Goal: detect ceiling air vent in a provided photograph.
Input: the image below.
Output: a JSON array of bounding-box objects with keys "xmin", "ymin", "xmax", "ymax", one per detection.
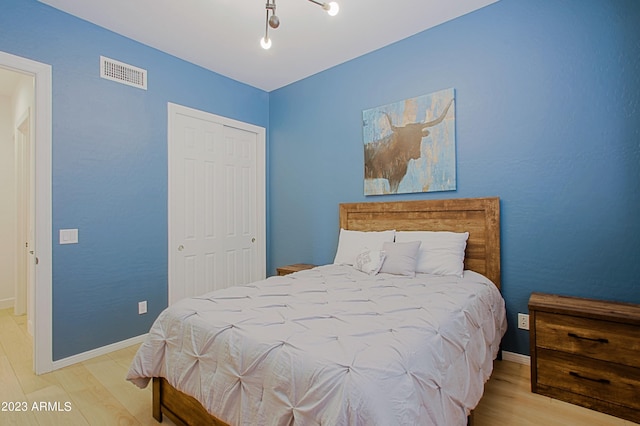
[{"xmin": 100, "ymin": 56, "xmax": 147, "ymax": 90}]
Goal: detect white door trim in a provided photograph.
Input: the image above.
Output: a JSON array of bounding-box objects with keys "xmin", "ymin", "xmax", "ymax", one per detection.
[
  {"xmin": 0, "ymin": 51, "xmax": 53, "ymax": 374},
  {"xmin": 167, "ymin": 103, "xmax": 266, "ymax": 303}
]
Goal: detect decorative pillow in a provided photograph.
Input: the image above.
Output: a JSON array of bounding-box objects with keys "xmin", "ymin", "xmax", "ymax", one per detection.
[
  {"xmin": 379, "ymin": 241, "xmax": 421, "ymax": 277},
  {"xmin": 395, "ymin": 231, "xmax": 469, "ymax": 277},
  {"xmin": 333, "ymin": 229, "xmax": 395, "ymax": 265},
  {"xmin": 354, "ymin": 248, "xmax": 386, "ymax": 275}
]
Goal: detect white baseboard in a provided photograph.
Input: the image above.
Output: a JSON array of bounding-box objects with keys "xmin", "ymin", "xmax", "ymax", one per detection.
[
  {"xmin": 502, "ymin": 350, "xmax": 530, "ymax": 365},
  {"xmin": 0, "ymin": 298, "xmax": 15, "ymax": 310},
  {"xmin": 51, "ymin": 333, "xmax": 147, "ymax": 371}
]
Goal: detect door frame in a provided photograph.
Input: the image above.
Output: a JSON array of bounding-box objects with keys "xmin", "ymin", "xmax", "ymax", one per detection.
[
  {"xmin": 167, "ymin": 102, "xmax": 266, "ymax": 304},
  {"xmin": 0, "ymin": 51, "xmax": 53, "ymax": 375}
]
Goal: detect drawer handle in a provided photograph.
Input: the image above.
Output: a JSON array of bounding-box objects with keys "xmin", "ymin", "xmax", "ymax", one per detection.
[
  {"xmin": 569, "ymin": 371, "xmax": 611, "ymax": 385},
  {"xmin": 567, "ymin": 332, "xmax": 609, "ymax": 344}
]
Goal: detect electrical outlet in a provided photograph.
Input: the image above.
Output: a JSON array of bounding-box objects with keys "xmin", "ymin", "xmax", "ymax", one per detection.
[
  {"xmin": 518, "ymin": 313, "xmax": 529, "ymax": 330},
  {"xmin": 138, "ymin": 301, "xmax": 147, "ymax": 315}
]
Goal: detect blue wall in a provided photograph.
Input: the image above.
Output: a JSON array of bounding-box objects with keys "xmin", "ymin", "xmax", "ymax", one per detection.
[
  {"xmin": 2, "ymin": 0, "xmax": 639, "ymax": 360},
  {"xmin": 268, "ymin": 0, "xmax": 640, "ymax": 355},
  {"xmin": 1, "ymin": 0, "xmax": 268, "ymax": 360}
]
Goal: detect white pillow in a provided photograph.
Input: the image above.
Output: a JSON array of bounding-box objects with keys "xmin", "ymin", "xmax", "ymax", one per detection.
[
  {"xmin": 379, "ymin": 241, "xmax": 421, "ymax": 277},
  {"xmin": 354, "ymin": 248, "xmax": 386, "ymax": 275},
  {"xmin": 395, "ymin": 231, "xmax": 469, "ymax": 277},
  {"xmin": 333, "ymin": 229, "xmax": 395, "ymax": 265}
]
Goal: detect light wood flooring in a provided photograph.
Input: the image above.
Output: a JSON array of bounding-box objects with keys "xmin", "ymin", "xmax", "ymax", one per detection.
[{"xmin": 1, "ymin": 308, "xmax": 635, "ymax": 425}]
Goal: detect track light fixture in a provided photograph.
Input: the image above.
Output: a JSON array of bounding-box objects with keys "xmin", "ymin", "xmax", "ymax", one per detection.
[{"xmin": 260, "ymin": 0, "xmax": 339, "ymax": 50}]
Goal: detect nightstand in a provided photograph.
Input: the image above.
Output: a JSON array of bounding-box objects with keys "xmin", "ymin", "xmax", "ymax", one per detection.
[
  {"xmin": 276, "ymin": 263, "xmax": 316, "ymax": 276},
  {"xmin": 528, "ymin": 292, "xmax": 640, "ymax": 423}
]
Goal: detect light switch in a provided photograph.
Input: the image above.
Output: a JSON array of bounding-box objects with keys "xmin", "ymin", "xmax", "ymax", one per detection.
[{"xmin": 59, "ymin": 229, "xmax": 79, "ymax": 244}]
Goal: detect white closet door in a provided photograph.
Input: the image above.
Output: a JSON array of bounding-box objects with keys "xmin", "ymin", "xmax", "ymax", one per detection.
[{"xmin": 168, "ymin": 104, "xmax": 265, "ymax": 305}]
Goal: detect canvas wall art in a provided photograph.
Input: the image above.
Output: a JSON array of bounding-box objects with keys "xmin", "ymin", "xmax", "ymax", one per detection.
[{"xmin": 363, "ymin": 88, "xmax": 456, "ymax": 195}]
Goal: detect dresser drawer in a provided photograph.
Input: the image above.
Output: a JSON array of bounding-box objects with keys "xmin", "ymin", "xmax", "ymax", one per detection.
[
  {"xmin": 536, "ymin": 311, "xmax": 640, "ymax": 368},
  {"xmin": 529, "ymin": 293, "xmax": 640, "ymax": 423},
  {"xmin": 537, "ymin": 348, "xmax": 640, "ymax": 411}
]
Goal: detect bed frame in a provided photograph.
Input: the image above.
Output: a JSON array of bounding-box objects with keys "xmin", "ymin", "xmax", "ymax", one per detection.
[
  {"xmin": 152, "ymin": 197, "xmax": 501, "ymax": 425},
  {"xmin": 339, "ymin": 197, "xmax": 501, "ymax": 289}
]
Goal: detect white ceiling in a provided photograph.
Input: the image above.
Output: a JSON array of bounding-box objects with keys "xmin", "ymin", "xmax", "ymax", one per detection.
[{"xmin": 37, "ymin": 0, "xmax": 498, "ymax": 92}]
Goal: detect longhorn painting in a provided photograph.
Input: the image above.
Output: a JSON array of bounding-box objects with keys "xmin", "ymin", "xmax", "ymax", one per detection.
[{"xmin": 363, "ymin": 88, "xmax": 456, "ymax": 195}]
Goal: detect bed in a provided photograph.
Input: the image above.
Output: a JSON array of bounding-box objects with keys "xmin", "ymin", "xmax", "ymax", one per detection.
[{"xmin": 127, "ymin": 197, "xmax": 506, "ymax": 426}]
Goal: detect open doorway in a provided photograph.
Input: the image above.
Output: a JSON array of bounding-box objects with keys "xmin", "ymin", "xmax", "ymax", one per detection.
[
  {"xmin": 0, "ymin": 51, "xmax": 53, "ymax": 375},
  {"xmin": 0, "ymin": 66, "xmax": 35, "ymax": 347}
]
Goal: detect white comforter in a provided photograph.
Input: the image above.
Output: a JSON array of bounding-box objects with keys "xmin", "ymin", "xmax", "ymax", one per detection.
[{"xmin": 127, "ymin": 265, "xmax": 507, "ymax": 426}]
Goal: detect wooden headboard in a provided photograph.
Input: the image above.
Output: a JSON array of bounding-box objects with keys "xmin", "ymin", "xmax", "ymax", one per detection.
[{"xmin": 339, "ymin": 197, "xmax": 501, "ymax": 289}]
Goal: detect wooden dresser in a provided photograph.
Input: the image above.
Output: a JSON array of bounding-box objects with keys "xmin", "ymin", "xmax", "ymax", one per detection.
[
  {"xmin": 276, "ymin": 263, "xmax": 316, "ymax": 276},
  {"xmin": 528, "ymin": 292, "xmax": 640, "ymax": 423}
]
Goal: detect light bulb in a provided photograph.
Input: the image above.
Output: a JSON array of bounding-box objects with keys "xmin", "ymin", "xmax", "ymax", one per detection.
[
  {"xmin": 325, "ymin": 1, "xmax": 339, "ymax": 16},
  {"xmin": 269, "ymin": 14, "xmax": 280, "ymax": 29},
  {"xmin": 260, "ymin": 36, "xmax": 272, "ymax": 50}
]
